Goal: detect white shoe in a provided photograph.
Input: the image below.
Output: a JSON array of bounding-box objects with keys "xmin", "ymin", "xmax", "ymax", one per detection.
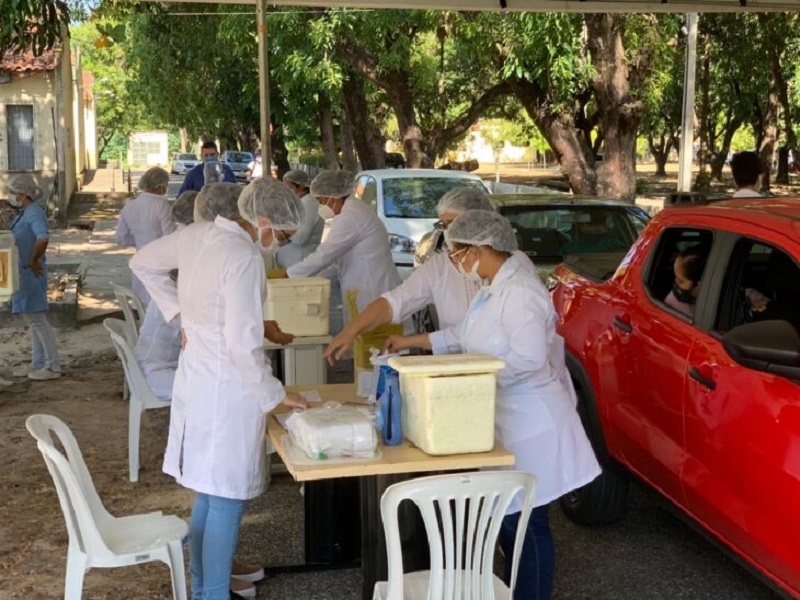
[
  {"xmin": 230, "ymin": 577, "xmax": 257, "ymax": 598},
  {"xmin": 12, "ymin": 366, "xmax": 31, "ymax": 378},
  {"xmin": 28, "ymin": 369, "xmax": 62, "ymax": 381},
  {"xmin": 232, "ymin": 563, "xmax": 265, "ymax": 583}
]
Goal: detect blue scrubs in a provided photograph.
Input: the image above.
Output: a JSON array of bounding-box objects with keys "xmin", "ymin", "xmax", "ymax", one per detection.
[{"xmin": 10, "ymin": 202, "xmax": 49, "ymax": 314}]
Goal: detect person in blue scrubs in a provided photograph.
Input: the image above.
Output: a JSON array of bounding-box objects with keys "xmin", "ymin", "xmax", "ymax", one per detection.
[
  {"xmin": 8, "ymin": 174, "xmax": 61, "ymax": 380},
  {"xmin": 178, "ymin": 141, "xmax": 236, "ymax": 194}
]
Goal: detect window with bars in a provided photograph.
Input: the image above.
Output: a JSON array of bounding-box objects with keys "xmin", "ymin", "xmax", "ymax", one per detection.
[
  {"xmin": 6, "ymin": 104, "xmax": 35, "ymax": 170},
  {"xmin": 131, "ymin": 141, "xmax": 162, "ymax": 165}
]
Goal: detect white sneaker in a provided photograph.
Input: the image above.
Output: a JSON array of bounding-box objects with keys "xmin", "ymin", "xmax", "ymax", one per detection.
[
  {"xmin": 230, "ymin": 577, "xmax": 256, "ymax": 598},
  {"xmin": 28, "ymin": 369, "xmax": 62, "ymax": 381},
  {"xmin": 12, "ymin": 366, "xmax": 32, "ymax": 378}
]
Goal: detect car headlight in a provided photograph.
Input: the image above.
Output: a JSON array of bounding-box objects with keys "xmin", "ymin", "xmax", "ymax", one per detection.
[{"xmin": 389, "ymin": 234, "xmax": 417, "ymax": 254}]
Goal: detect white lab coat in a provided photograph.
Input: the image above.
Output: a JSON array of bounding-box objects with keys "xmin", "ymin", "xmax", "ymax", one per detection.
[
  {"xmin": 116, "ymin": 191, "xmax": 176, "ymax": 304},
  {"xmin": 130, "ymin": 217, "xmax": 286, "ymax": 500},
  {"xmin": 134, "ymin": 300, "xmax": 181, "ymax": 401},
  {"xmin": 287, "ymin": 196, "xmax": 401, "ymax": 323},
  {"xmin": 430, "ymin": 255, "xmax": 601, "ymax": 513},
  {"xmin": 382, "ymin": 250, "xmax": 540, "ymax": 330},
  {"xmin": 276, "ymin": 193, "xmax": 324, "ymax": 268}
]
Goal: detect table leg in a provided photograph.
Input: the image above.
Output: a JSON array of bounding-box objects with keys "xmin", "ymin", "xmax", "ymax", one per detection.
[
  {"xmin": 283, "ymin": 347, "xmax": 296, "ymax": 386},
  {"xmin": 360, "ymin": 474, "xmax": 431, "ymax": 600}
]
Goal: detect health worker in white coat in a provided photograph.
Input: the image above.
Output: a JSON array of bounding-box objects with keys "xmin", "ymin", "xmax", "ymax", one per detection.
[
  {"xmin": 131, "ymin": 180, "xmax": 308, "ymax": 600},
  {"xmin": 286, "ymin": 170, "xmax": 401, "ymax": 324},
  {"xmin": 323, "ymin": 188, "xmax": 541, "ymax": 363},
  {"xmin": 115, "ymin": 167, "xmax": 176, "ymax": 305},
  {"xmin": 384, "ymin": 210, "xmax": 601, "ymax": 600},
  {"xmin": 277, "ymin": 170, "xmax": 324, "ymax": 268}
]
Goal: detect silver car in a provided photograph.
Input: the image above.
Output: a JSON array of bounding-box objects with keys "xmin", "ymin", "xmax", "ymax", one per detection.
[
  {"xmin": 222, "ymin": 151, "xmax": 254, "ymax": 180},
  {"xmin": 171, "ymin": 153, "xmax": 199, "ymax": 175}
]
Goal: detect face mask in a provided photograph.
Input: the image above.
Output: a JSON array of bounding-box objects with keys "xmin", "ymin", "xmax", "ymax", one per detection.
[
  {"xmin": 672, "ymin": 282, "xmax": 697, "ymax": 305},
  {"xmin": 256, "ymin": 227, "xmax": 282, "ymax": 255},
  {"xmin": 7, "ymin": 195, "xmax": 21, "ymax": 208},
  {"xmin": 203, "ymin": 156, "xmax": 219, "ymax": 163},
  {"xmin": 457, "ymin": 252, "xmax": 482, "ymax": 282},
  {"xmin": 318, "ymin": 204, "xmax": 335, "ymax": 220}
]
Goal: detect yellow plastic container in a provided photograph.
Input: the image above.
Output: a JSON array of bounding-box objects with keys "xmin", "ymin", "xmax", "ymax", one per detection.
[
  {"xmin": 265, "ymin": 277, "xmax": 331, "ymax": 337},
  {"xmin": 0, "ymin": 232, "xmax": 19, "ymax": 300},
  {"xmin": 388, "ymin": 354, "xmax": 505, "ymax": 455}
]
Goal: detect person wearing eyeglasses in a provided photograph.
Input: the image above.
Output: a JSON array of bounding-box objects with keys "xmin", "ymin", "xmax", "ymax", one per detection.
[
  {"xmin": 323, "ymin": 188, "xmax": 540, "ymax": 364},
  {"xmin": 382, "ymin": 210, "xmax": 601, "ymax": 600}
]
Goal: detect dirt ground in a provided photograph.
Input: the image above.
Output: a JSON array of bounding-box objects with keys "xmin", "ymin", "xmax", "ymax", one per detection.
[{"xmin": 0, "ymin": 323, "xmax": 195, "ymax": 599}]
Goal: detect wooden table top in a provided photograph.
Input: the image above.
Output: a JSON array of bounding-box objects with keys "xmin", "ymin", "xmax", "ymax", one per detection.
[
  {"xmin": 268, "ymin": 383, "xmax": 515, "ymax": 482},
  {"xmin": 263, "ymin": 335, "xmax": 333, "ymax": 349}
]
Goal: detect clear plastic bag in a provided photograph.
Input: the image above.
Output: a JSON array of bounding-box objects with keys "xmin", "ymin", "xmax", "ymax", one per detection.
[
  {"xmin": 286, "ymin": 402, "xmax": 378, "ymax": 460},
  {"xmin": 203, "ymin": 160, "xmax": 223, "ymax": 185}
]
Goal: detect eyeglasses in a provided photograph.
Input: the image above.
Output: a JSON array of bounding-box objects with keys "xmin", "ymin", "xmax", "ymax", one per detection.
[
  {"xmin": 448, "ymin": 247, "xmax": 468, "ymax": 266},
  {"xmin": 434, "ymin": 219, "xmax": 454, "ymax": 231}
]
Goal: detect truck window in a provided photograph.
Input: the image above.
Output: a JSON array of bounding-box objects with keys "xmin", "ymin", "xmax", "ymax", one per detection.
[
  {"xmin": 715, "ymin": 239, "xmax": 800, "ymax": 333},
  {"xmin": 645, "ymin": 228, "xmax": 713, "ymax": 319}
]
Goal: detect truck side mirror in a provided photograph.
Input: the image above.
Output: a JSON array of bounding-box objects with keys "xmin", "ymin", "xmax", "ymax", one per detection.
[{"xmin": 722, "ymin": 320, "xmax": 800, "ymax": 382}]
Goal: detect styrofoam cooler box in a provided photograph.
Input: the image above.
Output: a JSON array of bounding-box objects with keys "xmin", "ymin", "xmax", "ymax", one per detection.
[
  {"xmin": 0, "ymin": 232, "xmax": 20, "ymax": 300},
  {"xmin": 265, "ymin": 277, "xmax": 331, "ymax": 337},
  {"xmin": 388, "ymin": 355, "xmax": 505, "ymax": 455}
]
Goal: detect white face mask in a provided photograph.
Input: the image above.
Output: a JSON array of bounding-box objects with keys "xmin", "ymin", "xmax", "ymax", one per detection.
[
  {"xmin": 256, "ymin": 226, "xmax": 281, "ymax": 255},
  {"xmin": 7, "ymin": 195, "xmax": 22, "ymax": 208},
  {"xmin": 456, "ymin": 251, "xmax": 482, "ymax": 282},
  {"xmin": 318, "ymin": 204, "xmax": 335, "ymax": 220}
]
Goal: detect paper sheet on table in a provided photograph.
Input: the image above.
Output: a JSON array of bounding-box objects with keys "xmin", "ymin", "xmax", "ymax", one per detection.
[{"xmin": 299, "ymin": 390, "xmax": 322, "ymax": 403}]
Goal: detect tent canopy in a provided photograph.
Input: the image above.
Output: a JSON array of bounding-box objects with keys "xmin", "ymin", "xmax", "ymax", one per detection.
[{"xmin": 162, "ymin": 0, "xmax": 800, "ymax": 13}]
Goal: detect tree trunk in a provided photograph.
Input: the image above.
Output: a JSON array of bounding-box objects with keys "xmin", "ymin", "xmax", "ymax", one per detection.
[
  {"xmin": 340, "ymin": 108, "xmax": 357, "ymax": 172},
  {"xmin": 179, "ymin": 128, "xmax": 189, "ymax": 153},
  {"xmin": 759, "ymin": 71, "xmax": 780, "ymax": 192},
  {"xmin": 585, "ymin": 14, "xmax": 646, "ymax": 202},
  {"xmin": 271, "ymin": 124, "xmax": 291, "ymax": 180},
  {"xmin": 343, "ymin": 73, "xmax": 386, "ymax": 170},
  {"xmin": 389, "ymin": 77, "xmax": 430, "ymax": 168},
  {"xmin": 319, "ymin": 93, "xmax": 339, "ymax": 170},
  {"xmin": 696, "ymin": 34, "xmax": 713, "ymax": 170},
  {"xmin": 771, "ymin": 42, "xmax": 795, "ymax": 184},
  {"xmin": 648, "ymin": 133, "xmax": 670, "ymax": 177}
]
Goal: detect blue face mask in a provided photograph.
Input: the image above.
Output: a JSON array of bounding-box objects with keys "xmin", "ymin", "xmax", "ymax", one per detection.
[{"xmin": 203, "ymin": 156, "xmax": 219, "ymax": 163}]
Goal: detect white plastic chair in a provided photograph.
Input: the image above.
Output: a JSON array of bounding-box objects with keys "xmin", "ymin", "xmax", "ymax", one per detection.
[
  {"xmin": 103, "ymin": 318, "xmax": 171, "ymax": 482},
  {"xmin": 373, "ymin": 471, "xmax": 537, "ymax": 600},
  {"xmin": 26, "ymin": 414, "xmax": 188, "ymax": 600},
  {"xmin": 112, "ymin": 283, "xmax": 145, "ymax": 346}
]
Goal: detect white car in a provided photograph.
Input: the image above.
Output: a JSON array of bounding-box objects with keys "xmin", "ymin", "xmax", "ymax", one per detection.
[
  {"xmin": 352, "ymin": 169, "xmax": 490, "ymax": 278},
  {"xmin": 171, "ymin": 153, "xmax": 199, "ymax": 175}
]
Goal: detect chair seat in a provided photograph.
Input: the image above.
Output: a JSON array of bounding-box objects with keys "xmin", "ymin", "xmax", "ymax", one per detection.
[
  {"xmin": 373, "ymin": 570, "xmax": 510, "ymax": 599},
  {"xmin": 100, "ymin": 514, "xmax": 188, "ymax": 555}
]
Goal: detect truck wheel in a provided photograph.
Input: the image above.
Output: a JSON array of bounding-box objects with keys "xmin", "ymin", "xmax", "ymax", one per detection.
[
  {"xmin": 560, "ymin": 468, "xmax": 628, "ymax": 525},
  {"xmin": 561, "ymin": 376, "xmax": 629, "ymax": 525}
]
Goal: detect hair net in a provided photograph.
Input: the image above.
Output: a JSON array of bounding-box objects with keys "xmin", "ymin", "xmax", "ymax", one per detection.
[
  {"xmin": 172, "ymin": 190, "xmax": 198, "ymax": 225},
  {"xmin": 8, "ymin": 173, "xmax": 42, "ymax": 200},
  {"xmin": 445, "ymin": 209, "xmax": 518, "ymax": 253},
  {"xmin": 436, "ymin": 187, "xmax": 494, "ymax": 216},
  {"xmin": 137, "ymin": 167, "xmax": 170, "ymax": 193},
  {"xmin": 193, "ymin": 183, "xmax": 243, "ymax": 222},
  {"xmin": 238, "ymin": 179, "xmax": 305, "ymax": 230},
  {"xmin": 283, "ymin": 169, "xmax": 311, "ymax": 188},
  {"xmin": 310, "ymin": 170, "xmax": 354, "ymax": 199}
]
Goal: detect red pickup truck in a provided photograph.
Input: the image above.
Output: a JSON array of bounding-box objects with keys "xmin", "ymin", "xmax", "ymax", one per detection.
[{"xmin": 551, "ymin": 199, "xmax": 800, "ymax": 597}]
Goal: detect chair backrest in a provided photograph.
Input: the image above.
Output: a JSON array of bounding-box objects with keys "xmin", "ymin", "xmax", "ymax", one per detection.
[
  {"xmin": 381, "ymin": 471, "xmax": 537, "ymax": 600},
  {"xmin": 104, "ymin": 318, "xmax": 164, "ymax": 408},
  {"xmin": 26, "ymin": 414, "xmax": 114, "ymax": 559},
  {"xmin": 112, "ymin": 283, "xmax": 145, "ymax": 345}
]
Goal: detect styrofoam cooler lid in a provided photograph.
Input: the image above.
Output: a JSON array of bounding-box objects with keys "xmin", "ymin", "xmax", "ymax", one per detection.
[
  {"xmin": 267, "ymin": 276, "xmax": 330, "ymax": 289},
  {"xmin": 388, "ymin": 354, "xmax": 505, "ymax": 375}
]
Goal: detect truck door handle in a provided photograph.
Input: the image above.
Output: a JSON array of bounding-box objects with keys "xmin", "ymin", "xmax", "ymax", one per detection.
[
  {"xmin": 689, "ymin": 367, "xmax": 716, "ymax": 390},
  {"xmin": 612, "ymin": 316, "xmax": 632, "ymax": 334}
]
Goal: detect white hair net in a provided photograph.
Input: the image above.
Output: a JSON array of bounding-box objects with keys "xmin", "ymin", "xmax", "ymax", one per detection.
[
  {"xmin": 445, "ymin": 209, "xmax": 518, "ymax": 253},
  {"xmin": 172, "ymin": 190, "xmax": 198, "ymax": 225},
  {"xmin": 137, "ymin": 167, "xmax": 170, "ymax": 193},
  {"xmin": 310, "ymin": 170, "xmax": 354, "ymax": 199},
  {"xmin": 283, "ymin": 169, "xmax": 311, "ymax": 188},
  {"xmin": 8, "ymin": 173, "xmax": 42, "ymax": 200},
  {"xmin": 436, "ymin": 187, "xmax": 494, "ymax": 216},
  {"xmin": 193, "ymin": 183, "xmax": 242, "ymax": 222},
  {"xmin": 238, "ymin": 179, "xmax": 305, "ymax": 230}
]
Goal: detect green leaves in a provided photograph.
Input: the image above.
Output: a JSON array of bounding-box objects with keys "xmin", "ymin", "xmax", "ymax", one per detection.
[{"xmin": 1, "ymin": 0, "xmax": 71, "ymax": 55}]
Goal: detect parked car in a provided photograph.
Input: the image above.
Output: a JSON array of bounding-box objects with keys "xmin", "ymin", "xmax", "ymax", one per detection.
[
  {"xmin": 170, "ymin": 153, "xmax": 199, "ymax": 175},
  {"xmin": 222, "ymin": 151, "xmax": 254, "ymax": 180},
  {"xmin": 352, "ymin": 169, "xmax": 490, "ymax": 278},
  {"xmin": 550, "ymin": 198, "xmax": 800, "ymax": 598},
  {"xmin": 415, "ymin": 195, "xmax": 650, "ymax": 280}
]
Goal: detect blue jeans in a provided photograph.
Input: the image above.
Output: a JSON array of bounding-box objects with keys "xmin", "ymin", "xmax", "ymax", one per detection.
[
  {"xmin": 23, "ymin": 312, "xmax": 60, "ymax": 371},
  {"xmin": 189, "ymin": 493, "xmax": 247, "ymax": 600},
  {"xmin": 499, "ymin": 506, "xmax": 554, "ymax": 600}
]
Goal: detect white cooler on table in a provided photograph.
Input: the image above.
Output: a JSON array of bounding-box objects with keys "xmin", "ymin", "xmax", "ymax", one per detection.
[
  {"xmin": 0, "ymin": 232, "xmax": 19, "ymax": 300},
  {"xmin": 264, "ymin": 277, "xmax": 330, "ymax": 336},
  {"xmin": 388, "ymin": 355, "xmax": 505, "ymax": 455}
]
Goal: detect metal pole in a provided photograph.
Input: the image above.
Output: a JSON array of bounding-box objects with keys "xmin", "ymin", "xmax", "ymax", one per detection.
[
  {"xmin": 256, "ymin": 0, "xmax": 272, "ymax": 177},
  {"xmin": 677, "ymin": 13, "xmax": 698, "ymax": 192}
]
